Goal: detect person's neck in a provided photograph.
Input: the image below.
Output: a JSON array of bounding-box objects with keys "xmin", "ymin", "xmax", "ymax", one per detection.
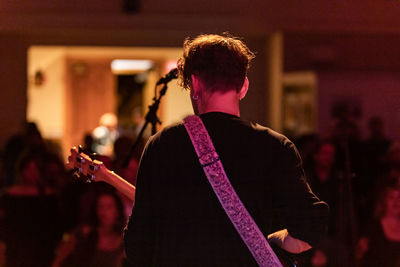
[{"xmin": 197, "ymin": 91, "xmax": 240, "ymax": 117}]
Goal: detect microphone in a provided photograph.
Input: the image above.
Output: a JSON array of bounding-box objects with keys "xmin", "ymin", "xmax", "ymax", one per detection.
[{"xmin": 156, "ymin": 68, "xmax": 178, "ymax": 85}]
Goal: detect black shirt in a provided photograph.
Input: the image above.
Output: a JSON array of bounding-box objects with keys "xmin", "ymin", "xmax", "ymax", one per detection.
[{"xmin": 124, "ymin": 112, "xmax": 329, "ymax": 266}]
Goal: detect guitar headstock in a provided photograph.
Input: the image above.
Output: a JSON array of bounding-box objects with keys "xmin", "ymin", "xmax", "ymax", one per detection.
[{"xmin": 67, "ymin": 146, "xmax": 104, "ymax": 183}]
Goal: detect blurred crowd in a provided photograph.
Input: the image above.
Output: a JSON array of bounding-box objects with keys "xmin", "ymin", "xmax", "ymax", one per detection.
[
  {"xmin": 0, "ymin": 116, "xmax": 145, "ymax": 267},
  {"xmin": 294, "ymin": 116, "xmax": 400, "ymax": 266},
  {"xmin": 0, "ymin": 113, "xmax": 399, "ymax": 267}
]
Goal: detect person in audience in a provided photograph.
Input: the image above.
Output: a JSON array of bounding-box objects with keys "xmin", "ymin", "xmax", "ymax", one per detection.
[
  {"xmin": 0, "ymin": 150, "xmax": 61, "ymax": 266},
  {"xmin": 361, "ymin": 117, "xmax": 392, "ymax": 220},
  {"xmin": 111, "ymin": 136, "xmax": 139, "ymax": 217},
  {"xmin": 112, "ymin": 136, "xmax": 139, "ymax": 187},
  {"xmin": 306, "ymin": 237, "xmax": 351, "ymax": 267},
  {"xmin": 304, "ymin": 140, "xmax": 353, "ymax": 266},
  {"xmin": 355, "ymin": 178, "xmax": 400, "ymax": 267},
  {"xmin": 2, "ymin": 121, "xmax": 45, "ymax": 187},
  {"xmin": 363, "ymin": 117, "xmax": 391, "ymax": 178},
  {"xmin": 52, "ymin": 185, "xmax": 126, "ymax": 267},
  {"xmin": 294, "ymin": 134, "xmax": 319, "ymax": 171},
  {"xmin": 82, "ymin": 133, "xmax": 95, "ymax": 155},
  {"xmin": 305, "ymin": 141, "xmax": 339, "ymax": 236},
  {"xmin": 92, "ymin": 113, "xmax": 119, "ymax": 156}
]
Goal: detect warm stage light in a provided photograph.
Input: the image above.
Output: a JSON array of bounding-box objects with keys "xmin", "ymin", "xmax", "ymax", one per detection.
[{"xmin": 111, "ymin": 59, "xmax": 153, "ymax": 72}]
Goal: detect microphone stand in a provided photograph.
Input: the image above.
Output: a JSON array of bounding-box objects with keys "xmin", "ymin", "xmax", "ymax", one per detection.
[
  {"xmin": 337, "ymin": 133, "xmax": 358, "ymax": 266},
  {"xmin": 123, "ymin": 82, "xmax": 169, "ymax": 167}
]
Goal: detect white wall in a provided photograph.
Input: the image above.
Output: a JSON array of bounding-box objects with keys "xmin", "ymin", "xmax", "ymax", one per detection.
[{"xmin": 27, "ymin": 47, "xmax": 66, "ymax": 139}]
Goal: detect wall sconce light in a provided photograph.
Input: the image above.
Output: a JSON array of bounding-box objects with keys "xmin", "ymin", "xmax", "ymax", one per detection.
[{"xmin": 34, "ymin": 70, "xmax": 45, "ymax": 86}]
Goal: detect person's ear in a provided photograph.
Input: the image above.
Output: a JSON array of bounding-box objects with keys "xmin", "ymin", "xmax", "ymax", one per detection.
[
  {"xmin": 191, "ymin": 74, "xmax": 201, "ymax": 97},
  {"xmin": 239, "ymin": 77, "xmax": 249, "ymax": 100}
]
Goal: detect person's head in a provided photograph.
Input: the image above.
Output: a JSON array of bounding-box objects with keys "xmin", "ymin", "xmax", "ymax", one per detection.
[
  {"xmin": 99, "ymin": 113, "xmax": 118, "ymax": 131},
  {"xmin": 83, "ymin": 133, "xmax": 94, "ymax": 153},
  {"xmin": 91, "ymin": 187, "xmax": 126, "ymax": 233},
  {"xmin": 23, "ymin": 121, "xmax": 43, "ymax": 147},
  {"xmin": 15, "ymin": 150, "xmax": 43, "ymax": 186},
  {"xmin": 313, "ymin": 141, "xmax": 336, "ymax": 169},
  {"xmin": 177, "ymin": 33, "xmax": 255, "ymax": 93},
  {"xmin": 42, "ymin": 153, "xmax": 65, "ymax": 185},
  {"xmin": 113, "ymin": 135, "xmax": 133, "ymax": 160},
  {"xmin": 295, "ymin": 134, "xmax": 319, "ymax": 160},
  {"xmin": 131, "ymin": 106, "xmax": 144, "ymax": 125},
  {"xmin": 374, "ymin": 179, "xmax": 400, "ymax": 219},
  {"xmin": 19, "ymin": 158, "xmax": 41, "ymax": 186}
]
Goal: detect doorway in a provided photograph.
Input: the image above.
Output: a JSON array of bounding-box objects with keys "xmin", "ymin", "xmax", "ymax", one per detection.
[{"xmin": 27, "ymin": 46, "xmax": 191, "ymax": 157}]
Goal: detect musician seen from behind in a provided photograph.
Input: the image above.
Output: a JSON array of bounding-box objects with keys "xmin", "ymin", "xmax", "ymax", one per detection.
[{"xmin": 124, "ymin": 33, "xmax": 329, "ymax": 266}]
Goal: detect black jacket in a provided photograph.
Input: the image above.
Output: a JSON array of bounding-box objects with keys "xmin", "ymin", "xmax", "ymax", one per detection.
[{"xmin": 124, "ymin": 112, "xmax": 329, "ymax": 266}]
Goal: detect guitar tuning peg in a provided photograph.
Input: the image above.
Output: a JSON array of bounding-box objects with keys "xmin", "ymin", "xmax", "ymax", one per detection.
[
  {"xmin": 89, "ymin": 153, "xmax": 97, "ymax": 161},
  {"xmin": 83, "ymin": 173, "xmax": 96, "ymax": 183},
  {"xmin": 72, "ymin": 169, "xmax": 81, "ymax": 178},
  {"xmin": 88, "ymin": 174, "xmax": 96, "ymax": 182},
  {"xmin": 76, "ymin": 156, "xmax": 85, "ymax": 164},
  {"xmin": 89, "ymin": 164, "xmax": 99, "ymax": 172}
]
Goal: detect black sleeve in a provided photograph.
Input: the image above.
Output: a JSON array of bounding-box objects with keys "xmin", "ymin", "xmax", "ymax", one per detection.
[
  {"xmin": 124, "ymin": 136, "xmax": 159, "ymax": 266},
  {"xmin": 272, "ymin": 140, "xmax": 329, "ymax": 246}
]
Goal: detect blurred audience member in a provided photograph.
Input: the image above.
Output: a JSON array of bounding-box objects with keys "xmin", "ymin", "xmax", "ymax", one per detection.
[
  {"xmin": 361, "ymin": 117, "xmax": 392, "ymax": 215},
  {"xmin": 52, "ymin": 185, "xmax": 126, "ymax": 267},
  {"xmin": 112, "ymin": 136, "xmax": 138, "ymax": 187},
  {"xmin": 112, "ymin": 135, "xmax": 138, "ymax": 217},
  {"xmin": 2, "ymin": 121, "xmax": 45, "ymax": 187},
  {"xmin": 307, "ymin": 237, "xmax": 351, "ymax": 267},
  {"xmin": 25, "ymin": 122, "xmax": 44, "ymax": 147},
  {"xmin": 92, "ymin": 113, "xmax": 119, "ymax": 156},
  {"xmin": 0, "ymin": 150, "xmax": 61, "ymax": 266},
  {"xmin": 330, "ymin": 117, "xmax": 373, "ymax": 235},
  {"xmin": 294, "ymin": 134, "xmax": 319, "ymax": 170},
  {"xmin": 363, "ymin": 117, "xmax": 391, "ymax": 175},
  {"xmin": 43, "ymin": 153, "xmax": 70, "ymax": 194},
  {"xmin": 82, "ymin": 133, "xmax": 95, "ymax": 156},
  {"xmin": 2, "ymin": 134, "xmax": 25, "ymax": 187},
  {"xmin": 305, "ymin": 141, "xmax": 339, "ymax": 236},
  {"xmin": 130, "ymin": 107, "xmax": 146, "ymax": 138},
  {"xmin": 355, "ymin": 179, "xmax": 400, "ymax": 267},
  {"xmin": 330, "ymin": 117, "xmax": 363, "ymax": 175},
  {"xmin": 42, "ymin": 152, "xmax": 86, "ymax": 233}
]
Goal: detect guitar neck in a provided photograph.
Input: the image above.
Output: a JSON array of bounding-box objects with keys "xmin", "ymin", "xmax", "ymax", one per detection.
[{"xmin": 98, "ymin": 169, "xmax": 136, "ymax": 202}]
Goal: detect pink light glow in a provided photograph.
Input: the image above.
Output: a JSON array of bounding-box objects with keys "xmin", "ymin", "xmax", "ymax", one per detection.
[{"xmin": 166, "ymin": 60, "xmax": 177, "ymax": 72}]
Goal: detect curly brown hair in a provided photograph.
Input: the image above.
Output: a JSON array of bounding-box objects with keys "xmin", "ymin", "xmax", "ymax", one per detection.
[{"xmin": 177, "ymin": 33, "xmax": 255, "ymax": 92}]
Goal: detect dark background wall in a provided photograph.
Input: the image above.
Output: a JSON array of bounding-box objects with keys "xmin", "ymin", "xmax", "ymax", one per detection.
[{"xmin": 1, "ymin": 1, "xmax": 400, "ymax": 147}]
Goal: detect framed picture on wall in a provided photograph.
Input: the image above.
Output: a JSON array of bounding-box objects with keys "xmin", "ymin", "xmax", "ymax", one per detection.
[{"xmin": 282, "ymin": 71, "xmax": 317, "ymax": 139}]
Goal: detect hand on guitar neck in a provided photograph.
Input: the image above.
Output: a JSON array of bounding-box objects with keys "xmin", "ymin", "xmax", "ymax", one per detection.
[
  {"xmin": 268, "ymin": 229, "xmax": 312, "ymax": 254},
  {"xmin": 66, "ymin": 146, "xmax": 136, "ymax": 202}
]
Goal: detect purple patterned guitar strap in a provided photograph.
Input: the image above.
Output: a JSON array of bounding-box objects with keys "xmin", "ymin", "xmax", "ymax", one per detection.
[{"xmin": 183, "ymin": 115, "xmax": 283, "ymax": 267}]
